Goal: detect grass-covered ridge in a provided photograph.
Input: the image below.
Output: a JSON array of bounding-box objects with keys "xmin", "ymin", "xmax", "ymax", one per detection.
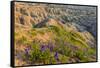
[{"xmin": 15, "ymin": 19, "xmax": 96, "ymax": 66}]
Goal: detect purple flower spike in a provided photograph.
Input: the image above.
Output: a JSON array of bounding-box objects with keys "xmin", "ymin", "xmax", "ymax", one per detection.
[
  {"xmin": 25, "ymin": 48, "xmax": 30, "ymax": 55},
  {"xmin": 47, "ymin": 42, "xmax": 54, "ymax": 52},
  {"xmin": 41, "ymin": 45, "xmax": 46, "ymax": 52},
  {"xmin": 50, "ymin": 46, "xmax": 53, "ymax": 52},
  {"xmin": 54, "ymin": 52, "xmax": 59, "ymax": 61},
  {"xmin": 47, "ymin": 45, "xmax": 50, "ymax": 48}
]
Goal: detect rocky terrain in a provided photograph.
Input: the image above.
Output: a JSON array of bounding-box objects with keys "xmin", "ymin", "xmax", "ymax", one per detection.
[{"xmin": 14, "ymin": 2, "xmax": 97, "ymax": 66}]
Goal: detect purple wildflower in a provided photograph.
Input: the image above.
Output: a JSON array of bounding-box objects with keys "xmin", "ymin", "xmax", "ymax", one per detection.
[
  {"xmin": 47, "ymin": 42, "xmax": 54, "ymax": 52},
  {"xmin": 40, "ymin": 43, "xmax": 54, "ymax": 52},
  {"xmin": 47, "ymin": 45, "xmax": 50, "ymax": 48},
  {"xmin": 25, "ymin": 47, "xmax": 30, "ymax": 55},
  {"xmin": 49, "ymin": 46, "xmax": 53, "ymax": 52},
  {"xmin": 41, "ymin": 45, "xmax": 46, "ymax": 52},
  {"xmin": 54, "ymin": 52, "xmax": 59, "ymax": 61}
]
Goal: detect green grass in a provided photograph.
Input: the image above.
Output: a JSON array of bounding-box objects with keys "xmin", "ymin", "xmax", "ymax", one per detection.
[
  {"xmin": 48, "ymin": 25, "xmax": 89, "ymax": 48},
  {"xmin": 16, "ymin": 23, "xmax": 96, "ymax": 64}
]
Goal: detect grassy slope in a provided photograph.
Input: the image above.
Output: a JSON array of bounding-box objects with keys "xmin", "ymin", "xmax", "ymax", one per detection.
[{"xmin": 15, "ymin": 19, "xmax": 96, "ymax": 66}]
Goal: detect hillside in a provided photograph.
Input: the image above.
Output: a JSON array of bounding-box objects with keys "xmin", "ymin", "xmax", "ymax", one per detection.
[{"xmin": 14, "ymin": 2, "xmax": 97, "ymax": 66}]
